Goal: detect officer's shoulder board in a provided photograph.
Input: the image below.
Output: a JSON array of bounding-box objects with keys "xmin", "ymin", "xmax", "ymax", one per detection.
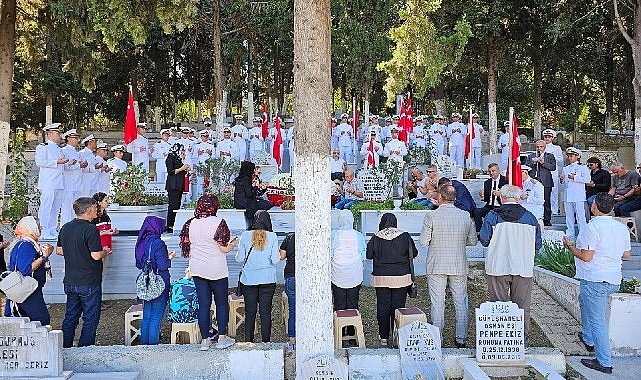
[
  {"xmin": 529, "ymin": 178, "xmax": 539, "ymax": 185},
  {"xmin": 39, "ymin": 142, "xmax": 46, "ymax": 146}
]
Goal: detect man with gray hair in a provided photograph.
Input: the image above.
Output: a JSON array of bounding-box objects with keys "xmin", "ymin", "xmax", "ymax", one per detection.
[
  {"xmin": 480, "ymin": 185, "xmax": 542, "ymax": 344},
  {"xmin": 608, "ymin": 161, "xmax": 641, "ymax": 216}
]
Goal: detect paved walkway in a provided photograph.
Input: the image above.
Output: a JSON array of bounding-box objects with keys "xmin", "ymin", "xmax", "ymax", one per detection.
[{"xmin": 566, "ymin": 356, "xmax": 641, "ymax": 380}]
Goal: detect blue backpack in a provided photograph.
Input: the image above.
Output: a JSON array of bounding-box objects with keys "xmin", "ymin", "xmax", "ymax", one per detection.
[{"xmin": 167, "ymin": 278, "xmax": 199, "ymax": 323}]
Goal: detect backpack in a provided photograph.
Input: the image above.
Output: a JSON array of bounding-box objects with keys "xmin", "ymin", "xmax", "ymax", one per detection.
[
  {"xmin": 136, "ymin": 242, "xmax": 166, "ymax": 301},
  {"xmin": 167, "ymin": 277, "xmax": 199, "ymax": 323}
]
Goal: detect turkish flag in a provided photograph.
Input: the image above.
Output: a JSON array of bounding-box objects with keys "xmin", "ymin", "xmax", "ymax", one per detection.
[
  {"xmin": 124, "ymin": 86, "xmax": 137, "ymax": 144},
  {"xmin": 506, "ymin": 114, "xmax": 523, "ymax": 188},
  {"xmin": 367, "ymin": 138, "xmax": 375, "ymax": 168},
  {"xmin": 464, "ymin": 111, "xmax": 475, "ymax": 159},
  {"xmin": 261, "ymin": 102, "xmax": 269, "ymax": 139},
  {"xmin": 398, "ymin": 101, "xmax": 408, "ymax": 144},
  {"xmin": 405, "ymin": 98, "xmax": 414, "ymax": 134},
  {"xmin": 273, "ymin": 115, "xmax": 283, "ymax": 167}
]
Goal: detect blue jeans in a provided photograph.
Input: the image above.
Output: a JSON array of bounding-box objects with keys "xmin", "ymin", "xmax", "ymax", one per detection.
[
  {"xmin": 579, "ymin": 279, "xmax": 619, "ymax": 367},
  {"xmin": 619, "ymin": 197, "xmax": 641, "ymax": 217},
  {"xmin": 141, "ymin": 298, "xmax": 167, "ymax": 345},
  {"xmin": 284, "ymin": 277, "xmax": 296, "ymax": 338},
  {"xmin": 335, "ymin": 198, "xmax": 361, "ymax": 210},
  {"xmin": 62, "ymin": 284, "xmax": 102, "ymax": 348},
  {"xmin": 193, "ymin": 276, "xmax": 229, "ymax": 337}
]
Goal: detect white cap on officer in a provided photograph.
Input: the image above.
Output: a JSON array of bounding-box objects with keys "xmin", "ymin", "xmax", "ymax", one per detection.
[
  {"xmin": 234, "ymin": 115, "xmax": 243, "ymax": 120},
  {"xmin": 503, "ymin": 120, "xmax": 510, "ymax": 127},
  {"xmin": 180, "ymin": 126, "xmax": 191, "ymax": 133},
  {"xmin": 160, "ymin": 128, "xmax": 170, "ymax": 135},
  {"xmin": 96, "ymin": 142, "xmax": 108, "ymax": 150},
  {"xmin": 203, "ymin": 118, "xmax": 212, "ymax": 125},
  {"xmin": 111, "ymin": 144, "xmax": 125, "ymax": 152},
  {"xmin": 340, "ymin": 113, "xmax": 349, "ymax": 119},
  {"xmin": 81, "ymin": 134, "xmax": 95, "ymax": 145},
  {"xmin": 452, "ymin": 112, "xmax": 462, "ymax": 118},
  {"xmin": 566, "ymin": 147, "xmax": 581, "ymax": 158},
  {"xmin": 44, "ymin": 123, "xmax": 62, "ymax": 132},
  {"xmin": 63, "ymin": 129, "xmax": 79, "ymax": 138},
  {"xmin": 199, "ymin": 130, "xmax": 210, "ymax": 136},
  {"xmin": 521, "ymin": 165, "xmax": 532, "ymax": 172},
  {"xmin": 391, "ymin": 126, "xmax": 401, "ymax": 132},
  {"xmin": 542, "ymin": 129, "xmax": 556, "ymax": 137},
  {"xmin": 392, "ymin": 115, "xmax": 400, "ymax": 121},
  {"xmin": 223, "ymin": 126, "xmax": 232, "ymax": 132},
  {"xmin": 252, "ymin": 117, "xmax": 261, "ymax": 123},
  {"xmin": 472, "ymin": 113, "xmax": 479, "ymax": 118},
  {"xmin": 136, "ymin": 122, "xmax": 147, "ymax": 129}
]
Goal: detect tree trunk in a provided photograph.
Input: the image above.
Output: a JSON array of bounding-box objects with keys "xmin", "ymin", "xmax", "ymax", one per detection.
[
  {"xmin": 247, "ymin": 40, "xmax": 255, "ymax": 121},
  {"xmin": 293, "ymin": 0, "xmax": 333, "ymax": 375},
  {"xmin": 45, "ymin": 93, "xmax": 53, "ymax": 125},
  {"xmin": 434, "ymin": 84, "xmax": 446, "ymax": 116},
  {"xmin": 487, "ymin": 41, "xmax": 498, "ymax": 155},
  {"xmin": 212, "ymin": 0, "xmax": 224, "ymax": 135},
  {"xmin": 533, "ymin": 60, "xmax": 542, "ymax": 140},
  {"xmin": 0, "ymin": 0, "xmax": 16, "ymax": 213}
]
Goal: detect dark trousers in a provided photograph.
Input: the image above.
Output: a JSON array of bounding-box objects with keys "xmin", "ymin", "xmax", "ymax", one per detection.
[
  {"xmin": 62, "ymin": 284, "xmax": 102, "ymax": 348},
  {"xmin": 193, "ymin": 276, "xmax": 229, "ymax": 336},
  {"xmin": 473, "ymin": 205, "xmax": 498, "ymax": 231},
  {"xmin": 331, "ymin": 172, "xmax": 345, "ymax": 181},
  {"xmin": 487, "ymin": 275, "xmax": 532, "ymax": 345},
  {"xmin": 243, "ymin": 199, "xmax": 274, "ymax": 228},
  {"xmin": 615, "ymin": 197, "xmax": 641, "ymax": 217},
  {"xmin": 331, "ymin": 284, "xmax": 361, "ymax": 311},
  {"xmin": 375, "ymin": 286, "xmax": 408, "ymax": 340},
  {"xmin": 167, "ymin": 189, "xmax": 183, "ymax": 229},
  {"xmin": 242, "ymin": 283, "xmax": 276, "ymax": 342},
  {"xmin": 543, "ymin": 186, "xmax": 552, "ymax": 223},
  {"xmin": 7, "ymin": 288, "xmax": 50, "ymax": 326}
]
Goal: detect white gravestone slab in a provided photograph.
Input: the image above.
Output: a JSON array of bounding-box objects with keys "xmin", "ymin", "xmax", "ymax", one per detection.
[
  {"xmin": 398, "ymin": 321, "xmax": 445, "ymax": 380},
  {"xmin": 0, "ymin": 317, "xmax": 70, "ymax": 379},
  {"xmin": 300, "ymin": 355, "xmax": 348, "ymax": 380},
  {"xmin": 476, "ymin": 301, "xmax": 525, "ymax": 364}
]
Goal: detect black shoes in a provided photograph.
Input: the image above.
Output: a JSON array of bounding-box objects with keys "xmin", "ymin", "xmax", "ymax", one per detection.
[
  {"xmin": 580, "ymin": 358, "xmax": 612, "ymax": 374},
  {"xmin": 543, "ymin": 221, "xmax": 552, "ymax": 226},
  {"xmin": 578, "ymin": 332, "xmax": 595, "ymax": 352},
  {"xmin": 454, "ymin": 339, "xmax": 467, "ymax": 349}
]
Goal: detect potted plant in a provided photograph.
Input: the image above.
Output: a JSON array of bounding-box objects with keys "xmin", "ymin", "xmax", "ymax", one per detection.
[{"xmin": 108, "ymin": 164, "xmax": 168, "ymax": 231}]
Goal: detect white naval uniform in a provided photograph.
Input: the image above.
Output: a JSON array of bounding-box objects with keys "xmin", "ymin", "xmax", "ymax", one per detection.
[
  {"xmin": 96, "ymin": 156, "xmax": 111, "ymax": 194},
  {"xmin": 35, "ymin": 140, "xmax": 65, "ymax": 238},
  {"xmin": 248, "ymin": 127, "xmax": 264, "ymax": 160},
  {"xmin": 334, "ymin": 123, "xmax": 354, "ymax": 162},
  {"xmin": 521, "ymin": 177, "xmax": 545, "ymax": 220},
  {"xmin": 231, "ymin": 125, "xmax": 248, "ymax": 161},
  {"xmin": 469, "ymin": 123, "xmax": 483, "ymax": 168},
  {"xmin": 176, "ymin": 137, "xmax": 195, "ymax": 167},
  {"xmin": 447, "ymin": 121, "xmax": 466, "ymax": 167},
  {"xmin": 194, "ymin": 141, "xmax": 215, "ymax": 197},
  {"xmin": 286, "ymin": 127, "xmax": 295, "ymax": 170},
  {"xmin": 412, "ymin": 124, "xmax": 427, "ymax": 148},
  {"xmin": 106, "ymin": 157, "xmax": 127, "ymax": 194},
  {"xmin": 152, "ymin": 140, "xmax": 171, "ymax": 183},
  {"xmin": 216, "ymin": 138, "xmax": 239, "ymax": 161},
  {"xmin": 127, "ymin": 134, "xmax": 149, "ymax": 172},
  {"xmin": 383, "ymin": 138, "xmax": 408, "ymax": 195},
  {"xmin": 60, "ymin": 145, "xmax": 82, "ymax": 225},
  {"xmin": 381, "ymin": 125, "xmax": 392, "ymax": 144},
  {"xmin": 360, "ymin": 138, "xmax": 383, "ymax": 168},
  {"xmin": 79, "ymin": 147, "xmax": 98, "ymax": 198},
  {"xmin": 545, "ymin": 142, "xmax": 564, "ymax": 214},
  {"xmin": 562, "ymin": 162, "xmax": 591, "ymax": 237},
  {"xmin": 429, "ymin": 123, "xmax": 446, "ymax": 156},
  {"xmin": 498, "ymin": 132, "xmax": 510, "ymax": 174}
]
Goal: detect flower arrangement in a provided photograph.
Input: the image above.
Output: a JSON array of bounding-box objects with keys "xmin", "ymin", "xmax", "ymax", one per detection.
[
  {"xmin": 193, "ymin": 157, "xmax": 240, "ymax": 209},
  {"xmin": 111, "ymin": 164, "xmax": 167, "ymax": 206}
]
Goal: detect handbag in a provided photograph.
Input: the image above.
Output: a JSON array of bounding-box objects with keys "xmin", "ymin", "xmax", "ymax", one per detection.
[
  {"xmin": 136, "ymin": 243, "xmax": 166, "ymax": 301},
  {"xmin": 235, "ymin": 247, "xmax": 253, "ymax": 296},
  {"xmin": 0, "ymin": 243, "xmax": 39, "ymax": 303},
  {"xmin": 407, "ymin": 241, "xmax": 418, "ymax": 298}
]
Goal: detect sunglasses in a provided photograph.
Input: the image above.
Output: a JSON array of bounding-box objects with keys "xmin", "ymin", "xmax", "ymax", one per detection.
[{"xmin": 427, "ymin": 170, "xmax": 436, "ymax": 173}]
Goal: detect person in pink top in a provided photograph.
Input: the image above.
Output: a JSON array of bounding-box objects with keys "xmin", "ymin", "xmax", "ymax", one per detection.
[{"xmin": 180, "ymin": 194, "xmax": 238, "ymax": 350}]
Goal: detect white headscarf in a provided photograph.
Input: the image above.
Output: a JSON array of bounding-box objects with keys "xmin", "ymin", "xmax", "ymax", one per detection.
[
  {"xmin": 336, "ymin": 209, "xmax": 354, "ymax": 230},
  {"xmin": 5, "ymin": 216, "xmax": 42, "ymax": 266}
]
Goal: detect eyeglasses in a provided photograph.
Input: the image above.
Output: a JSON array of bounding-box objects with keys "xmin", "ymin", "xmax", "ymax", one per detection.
[{"xmin": 427, "ymin": 170, "xmax": 436, "ymax": 173}]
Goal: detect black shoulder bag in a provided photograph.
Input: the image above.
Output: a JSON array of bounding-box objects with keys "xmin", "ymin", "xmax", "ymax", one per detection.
[
  {"xmin": 407, "ymin": 240, "xmax": 418, "ymax": 298},
  {"xmin": 235, "ymin": 246, "xmax": 253, "ymax": 296}
]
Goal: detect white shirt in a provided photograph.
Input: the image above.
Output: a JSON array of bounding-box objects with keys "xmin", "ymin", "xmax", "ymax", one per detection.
[
  {"xmin": 96, "ymin": 155, "xmax": 111, "ymax": 192},
  {"xmin": 429, "ymin": 123, "xmax": 445, "ymax": 145},
  {"xmin": 488, "ymin": 178, "xmax": 501, "ymax": 207},
  {"xmin": 470, "ymin": 123, "xmax": 483, "ymax": 148},
  {"xmin": 127, "ymin": 134, "xmax": 149, "ymax": 171},
  {"xmin": 107, "ymin": 157, "xmax": 127, "ymax": 175},
  {"xmin": 334, "ymin": 123, "xmax": 353, "ymax": 147},
  {"xmin": 545, "ymin": 142, "xmax": 564, "ymax": 172},
  {"xmin": 61, "ymin": 144, "xmax": 82, "ymax": 191},
  {"xmin": 231, "ymin": 125, "xmax": 248, "ymax": 141},
  {"xmin": 521, "ymin": 177, "xmax": 544, "ymax": 219},
  {"xmin": 152, "ymin": 140, "xmax": 172, "ymax": 173},
  {"xmin": 330, "ymin": 158, "xmax": 346, "ymax": 173},
  {"xmin": 360, "ymin": 138, "xmax": 383, "ymax": 167},
  {"xmin": 412, "ymin": 125, "xmax": 427, "ymax": 148},
  {"xmin": 575, "ymin": 216, "xmax": 630, "ymax": 284},
  {"xmin": 35, "ymin": 140, "xmax": 64, "ymax": 190},
  {"xmin": 216, "ymin": 138, "xmax": 239, "ymax": 161},
  {"xmin": 562, "ymin": 162, "xmax": 591, "ymax": 202},
  {"xmin": 498, "ymin": 133, "xmax": 510, "ymax": 156},
  {"xmin": 176, "ymin": 137, "xmax": 195, "ymax": 165},
  {"xmin": 447, "ymin": 122, "xmax": 466, "ymax": 146},
  {"xmin": 195, "ymin": 141, "xmax": 215, "ymax": 164},
  {"xmin": 249, "ymin": 127, "xmax": 264, "ymax": 142},
  {"xmin": 383, "ymin": 139, "xmax": 408, "ymax": 162},
  {"xmin": 415, "ymin": 177, "xmax": 428, "ymax": 199}
]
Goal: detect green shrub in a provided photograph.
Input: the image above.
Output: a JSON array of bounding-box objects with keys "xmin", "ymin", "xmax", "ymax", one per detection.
[
  {"xmin": 400, "ymin": 201, "xmax": 427, "ymax": 210},
  {"xmin": 349, "ymin": 199, "xmax": 393, "ymax": 221},
  {"xmin": 534, "ymin": 241, "xmax": 576, "ymax": 278},
  {"xmin": 620, "ymin": 278, "xmax": 640, "ymax": 294}
]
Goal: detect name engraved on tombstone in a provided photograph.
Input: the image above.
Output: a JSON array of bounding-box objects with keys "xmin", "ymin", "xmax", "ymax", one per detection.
[
  {"xmin": 475, "ymin": 301, "xmax": 525, "ymax": 364},
  {"xmin": 300, "ymin": 354, "xmax": 348, "ymax": 380},
  {"xmin": 398, "ymin": 321, "xmax": 445, "ymax": 380}
]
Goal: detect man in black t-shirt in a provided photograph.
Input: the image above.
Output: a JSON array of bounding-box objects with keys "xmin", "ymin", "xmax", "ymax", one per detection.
[{"xmin": 56, "ymin": 197, "xmax": 111, "ymax": 348}]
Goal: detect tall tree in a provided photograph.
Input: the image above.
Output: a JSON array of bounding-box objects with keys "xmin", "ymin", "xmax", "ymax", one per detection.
[
  {"xmin": 293, "ymin": 0, "xmax": 333, "ymax": 374},
  {"xmin": 0, "ymin": 0, "xmax": 17, "ymax": 210}
]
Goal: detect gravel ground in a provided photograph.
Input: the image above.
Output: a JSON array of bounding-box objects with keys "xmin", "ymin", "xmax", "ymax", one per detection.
[{"xmin": 23, "ymin": 262, "xmax": 551, "ymax": 349}]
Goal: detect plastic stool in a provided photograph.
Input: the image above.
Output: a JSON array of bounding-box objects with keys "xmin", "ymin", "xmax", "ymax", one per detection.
[
  {"xmin": 393, "ymin": 307, "xmax": 427, "ymax": 345},
  {"xmin": 333, "ymin": 309, "xmax": 365, "ymax": 349},
  {"xmin": 124, "ymin": 304, "xmax": 143, "ymax": 346},
  {"xmin": 614, "ymin": 216, "xmax": 639, "ymax": 241},
  {"xmin": 170, "ymin": 322, "xmax": 201, "ymax": 344}
]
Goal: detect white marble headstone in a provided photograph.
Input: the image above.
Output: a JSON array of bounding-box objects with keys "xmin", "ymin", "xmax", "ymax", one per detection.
[
  {"xmin": 0, "ymin": 317, "xmax": 66, "ymax": 378},
  {"xmin": 398, "ymin": 321, "xmax": 445, "ymax": 380},
  {"xmin": 475, "ymin": 301, "xmax": 525, "ymax": 364},
  {"xmin": 300, "ymin": 355, "xmax": 348, "ymax": 380},
  {"xmin": 435, "ymin": 155, "xmax": 457, "ymax": 178}
]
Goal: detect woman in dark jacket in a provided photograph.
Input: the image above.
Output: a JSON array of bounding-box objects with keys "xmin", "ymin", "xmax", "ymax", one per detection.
[
  {"xmin": 135, "ymin": 216, "xmax": 175, "ymax": 345},
  {"xmin": 233, "ymin": 161, "xmax": 272, "ymax": 224},
  {"xmin": 165, "ymin": 143, "xmax": 190, "ymax": 232},
  {"xmin": 366, "ymin": 213, "xmax": 417, "ymax": 347}
]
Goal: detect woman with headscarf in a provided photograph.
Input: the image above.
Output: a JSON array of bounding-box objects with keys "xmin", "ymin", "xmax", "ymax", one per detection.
[
  {"xmin": 180, "ymin": 194, "xmax": 237, "ymax": 350},
  {"xmin": 233, "ymin": 161, "xmax": 272, "ymax": 227},
  {"xmin": 165, "ymin": 143, "xmax": 191, "ymax": 232},
  {"xmin": 366, "ymin": 213, "xmax": 418, "ymax": 347},
  {"xmin": 135, "ymin": 215, "xmax": 175, "ymax": 345},
  {"xmin": 330, "ymin": 210, "xmax": 366, "ymax": 311},
  {"xmin": 4, "ymin": 216, "xmax": 52, "ymax": 325},
  {"xmin": 235, "ymin": 210, "xmax": 280, "ymax": 343}
]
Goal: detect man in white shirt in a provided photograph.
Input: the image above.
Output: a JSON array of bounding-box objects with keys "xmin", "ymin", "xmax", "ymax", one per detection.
[
  {"xmin": 447, "ymin": 112, "xmax": 466, "ymax": 167},
  {"xmin": 60, "ymin": 129, "xmax": 84, "ymax": 225},
  {"xmin": 107, "ymin": 145, "xmax": 128, "ymax": 177},
  {"xmin": 519, "ymin": 165, "xmax": 545, "ymax": 221},
  {"xmin": 248, "ymin": 117, "xmax": 264, "ymax": 160},
  {"xmin": 231, "ymin": 115, "xmax": 248, "ymax": 161},
  {"xmin": 412, "ymin": 115, "xmax": 427, "ymax": 148},
  {"xmin": 216, "ymin": 127, "xmax": 239, "ymax": 161},
  {"xmin": 381, "ymin": 117, "xmax": 393, "ymax": 144},
  {"xmin": 360, "ymin": 128, "xmax": 383, "ymax": 169},
  {"xmin": 194, "ymin": 130, "xmax": 215, "ymax": 197},
  {"xmin": 36, "ymin": 123, "xmax": 67, "ymax": 239},
  {"xmin": 563, "ymin": 193, "xmax": 631, "ymax": 375},
  {"xmin": 152, "ymin": 129, "xmax": 172, "ymax": 182},
  {"xmin": 469, "ymin": 113, "xmax": 484, "ymax": 168},
  {"xmin": 202, "ymin": 118, "xmax": 216, "ymax": 142},
  {"xmin": 330, "ymin": 149, "xmax": 347, "ymax": 181},
  {"xmin": 383, "ymin": 126, "xmax": 408, "ymax": 196},
  {"xmin": 561, "ymin": 147, "xmax": 591, "ymax": 238},
  {"xmin": 127, "ymin": 123, "xmax": 149, "ymax": 172},
  {"xmin": 407, "ymin": 166, "xmax": 436, "ymax": 209},
  {"xmin": 543, "ymin": 129, "xmax": 564, "ymax": 214},
  {"xmin": 168, "ymin": 125, "xmax": 178, "ymax": 145},
  {"xmin": 95, "ymin": 142, "xmax": 111, "ymax": 194},
  {"xmin": 79, "ymin": 134, "xmax": 100, "ymax": 198},
  {"xmin": 498, "ymin": 121, "xmax": 510, "ymax": 174},
  {"xmin": 176, "ymin": 126, "xmax": 195, "ymax": 167},
  {"xmin": 334, "ymin": 113, "xmax": 354, "ymax": 162},
  {"xmin": 430, "ymin": 115, "xmax": 447, "ymax": 156}
]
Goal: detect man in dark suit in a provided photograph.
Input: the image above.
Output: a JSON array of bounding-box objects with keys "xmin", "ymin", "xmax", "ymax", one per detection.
[
  {"xmin": 525, "ymin": 140, "xmax": 557, "ymax": 226},
  {"xmin": 473, "ymin": 163, "xmax": 508, "ymax": 231}
]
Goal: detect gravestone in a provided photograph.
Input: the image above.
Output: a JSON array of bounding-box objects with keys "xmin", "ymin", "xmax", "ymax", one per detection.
[
  {"xmin": 0, "ymin": 317, "xmax": 70, "ymax": 379},
  {"xmin": 397, "ymin": 320, "xmax": 445, "ymax": 380},
  {"xmin": 435, "ymin": 155, "xmax": 456, "ymax": 178},
  {"xmin": 358, "ymin": 170, "xmax": 388, "ymax": 201},
  {"xmin": 300, "ymin": 355, "xmax": 348, "ymax": 380},
  {"xmin": 475, "ymin": 301, "xmax": 525, "ymax": 364}
]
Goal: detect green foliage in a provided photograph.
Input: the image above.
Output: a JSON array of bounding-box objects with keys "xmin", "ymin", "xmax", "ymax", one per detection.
[
  {"xmin": 370, "ymin": 160, "xmax": 406, "ymax": 198},
  {"xmin": 619, "ymin": 278, "xmax": 641, "ymax": 294},
  {"xmin": 405, "ymin": 144, "xmax": 436, "ymax": 166},
  {"xmin": 400, "ymin": 201, "xmax": 427, "ymax": 210},
  {"xmin": 349, "ymin": 199, "xmax": 393, "ymax": 221},
  {"xmin": 3, "ymin": 129, "xmax": 39, "ymax": 228},
  {"xmin": 534, "ymin": 241, "xmax": 576, "ymax": 279},
  {"xmin": 111, "ymin": 164, "xmax": 166, "ymax": 206},
  {"xmin": 194, "ymin": 157, "xmax": 240, "ymax": 198}
]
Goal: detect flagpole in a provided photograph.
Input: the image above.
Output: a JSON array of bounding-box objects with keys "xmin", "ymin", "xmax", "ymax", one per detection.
[
  {"xmin": 468, "ymin": 107, "xmax": 474, "ymax": 170},
  {"xmin": 352, "ymin": 96, "xmax": 357, "ymax": 164},
  {"xmin": 508, "ymin": 107, "xmax": 514, "ymax": 186}
]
